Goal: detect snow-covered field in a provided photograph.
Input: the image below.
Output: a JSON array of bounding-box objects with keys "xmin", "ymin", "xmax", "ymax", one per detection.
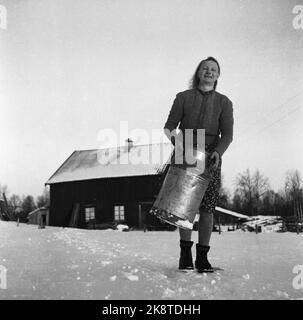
[{"xmin": 0, "ymin": 221, "xmax": 302, "ymax": 300}]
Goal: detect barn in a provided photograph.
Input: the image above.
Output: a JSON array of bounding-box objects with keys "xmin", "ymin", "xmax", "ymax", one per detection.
[
  {"xmin": 46, "ymin": 140, "xmax": 174, "ymax": 230},
  {"xmin": 46, "ymin": 139, "xmax": 249, "ymax": 231}
]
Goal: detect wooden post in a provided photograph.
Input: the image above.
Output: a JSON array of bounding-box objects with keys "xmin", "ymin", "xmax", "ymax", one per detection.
[
  {"xmin": 138, "ymin": 204, "xmax": 142, "ymax": 230},
  {"xmin": 69, "ymin": 203, "xmax": 80, "ymax": 228},
  {"xmin": 296, "ymin": 204, "xmax": 299, "ymax": 235},
  {"xmin": 300, "ymin": 204, "xmax": 303, "ymax": 233},
  {"xmin": 39, "ymin": 211, "xmax": 46, "ymax": 229}
]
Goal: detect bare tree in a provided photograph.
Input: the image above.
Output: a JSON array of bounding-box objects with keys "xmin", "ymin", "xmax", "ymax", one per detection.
[
  {"xmin": 0, "ymin": 184, "xmax": 8, "ymax": 198},
  {"xmin": 9, "ymin": 194, "xmax": 22, "ymax": 210},
  {"xmin": 36, "ymin": 187, "xmax": 50, "ymax": 208},
  {"xmin": 8, "ymin": 194, "xmax": 22, "ymax": 220},
  {"xmin": 234, "ymin": 169, "xmax": 254, "ymax": 215},
  {"xmin": 285, "ymin": 169, "xmax": 303, "ymax": 220},
  {"xmin": 254, "ymin": 170, "xmax": 270, "ymax": 198},
  {"xmin": 234, "ymin": 169, "xmax": 270, "ymax": 216},
  {"xmin": 218, "ymin": 173, "xmax": 231, "ymax": 209},
  {"xmin": 22, "ymin": 195, "xmax": 36, "ymax": 216},
  {"xmin": 285, "ymin": 169, "xmax": 302, "ymax": 198}
]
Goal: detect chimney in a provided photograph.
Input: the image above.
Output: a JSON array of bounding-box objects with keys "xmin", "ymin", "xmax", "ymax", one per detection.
[{"xmin": 125, "ymin": 138, "xmax": 133, "ymax": 151}]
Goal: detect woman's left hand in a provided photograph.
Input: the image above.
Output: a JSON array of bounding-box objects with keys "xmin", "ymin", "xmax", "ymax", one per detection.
[{"xmin": 210, "ymin": 151, "xmax": 220, "ymax": 169}]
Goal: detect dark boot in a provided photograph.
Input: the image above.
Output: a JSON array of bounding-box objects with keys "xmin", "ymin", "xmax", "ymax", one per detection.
[
  {"xmin": 195, "ymin": 244, "xmax": 214, "ymax": 273},
  {"xmin": 179, "ymin": 240, "xmax": 194, "ymax": 270}
]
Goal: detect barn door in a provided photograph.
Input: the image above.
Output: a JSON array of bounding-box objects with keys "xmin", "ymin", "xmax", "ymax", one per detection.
[{"xmin": 138, "ymin": 202, "xmax": 153, "ymax": 229}]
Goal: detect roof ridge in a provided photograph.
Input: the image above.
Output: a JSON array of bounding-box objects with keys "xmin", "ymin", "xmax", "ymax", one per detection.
[{"xmin": 74, "ymin": 141, "xmax": 171, "ymax": 153}]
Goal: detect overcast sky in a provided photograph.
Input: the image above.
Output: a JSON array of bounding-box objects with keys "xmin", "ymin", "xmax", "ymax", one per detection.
[{"xmin": 0, "ymin": 0, "xmax": 302, "ymax": 198}]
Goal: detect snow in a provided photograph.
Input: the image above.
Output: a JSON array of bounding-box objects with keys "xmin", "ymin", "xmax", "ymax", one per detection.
[
  {"xmin": 242, "ymin": 274, "xmax": 250, "ymax": 280},
  {"xmin": 0, "ymin": 220, "xmax": 302, "ymax": 300},
  {"xmin": 124, "ymin": 274, "xmax": 139, "ymax": 281},
  {"xmin": 109, "ymin": 275, "xmax": 117, "ymax": 281},
  {"xmin": 116, "ymin": 224, "xmax": 129, "ymax": 232},
  {"xmin": 242, "ymin": 215, "xmax": 284, "ymax": 232},
  {"xmin": 175, "ymin": 219, "xmax": 193, "ymax": 230}
]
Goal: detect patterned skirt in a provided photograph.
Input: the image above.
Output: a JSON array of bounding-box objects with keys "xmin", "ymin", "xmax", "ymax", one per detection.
[{"xmin": 199, "ymin": 144, "xmax": 222, "ymax": 214}]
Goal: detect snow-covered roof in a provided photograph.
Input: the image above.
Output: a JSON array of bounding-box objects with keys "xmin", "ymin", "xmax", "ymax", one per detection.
[
  {"xmin": 244, "ymin": 215, "xmax": 283, "ymax": 225},
  {"xmin": 46, "ymin": 142, "xmax": 174, "ymax": 184},
  {"xmin": 28, "ymin": 207, "xmax": 48, "ymax": 216},
  {"xmin": 215, "ymin": 207, "xmax": 250, "ymax": 219}
]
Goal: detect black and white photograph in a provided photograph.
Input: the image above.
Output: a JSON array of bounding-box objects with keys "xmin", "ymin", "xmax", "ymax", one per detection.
[{"xmin": 0, "ymin": 0, "xmax": 303, "ymax": 304}]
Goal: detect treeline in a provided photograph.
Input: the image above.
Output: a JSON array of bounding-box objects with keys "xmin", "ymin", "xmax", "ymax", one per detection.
[
  {"xmin": 1, "ymin": 168, "xmax": 302, "ymax": 221},
  {"xmin": 218, "ymin": 168, "xmax": 303, "ymax": 218},
  {"xmin": 0, "ymin": 185, "xmax": 49, "ymax": 222}
]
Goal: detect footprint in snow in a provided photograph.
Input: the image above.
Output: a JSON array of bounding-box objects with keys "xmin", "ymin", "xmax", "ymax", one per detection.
[
  {"xmin": 110, "ymin": 275, "xmax": 117, "ymax": 281},
  {"xmin": 162, "ymin": 288, "xmax": 175, "ymax": 298},
  {"xmin": 124, "ymin": 273, "xmax": 139, "ymax": 281}
]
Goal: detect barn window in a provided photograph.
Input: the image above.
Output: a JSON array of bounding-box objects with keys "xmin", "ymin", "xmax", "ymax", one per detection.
[
  {"xmin": 85, "ymin": 207, "xmax": 95, "ymax": 222},
  {"xmin": 114, "ymin": 205, "xmax": 125, "ymax": 222}
]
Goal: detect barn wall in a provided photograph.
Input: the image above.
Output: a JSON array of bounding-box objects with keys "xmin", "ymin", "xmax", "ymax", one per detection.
[{"xmin": 49, "ymin": 175, "xmax": 162, "ymax": 228}]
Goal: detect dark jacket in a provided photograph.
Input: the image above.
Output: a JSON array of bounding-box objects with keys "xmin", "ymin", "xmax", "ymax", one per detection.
[{"xmin": 164, "ymin": 88, "xmax": 234, "ymax": 156}]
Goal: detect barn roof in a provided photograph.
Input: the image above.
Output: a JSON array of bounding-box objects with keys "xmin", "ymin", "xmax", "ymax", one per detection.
[{"xmin": 46, "ymin": 142, "xmax": 174, "ymax": 185}]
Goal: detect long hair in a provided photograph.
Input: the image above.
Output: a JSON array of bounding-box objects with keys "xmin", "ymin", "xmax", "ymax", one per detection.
[{"xmin": 189, "ymin": 56, "xmax": 221, "ymax": 90}]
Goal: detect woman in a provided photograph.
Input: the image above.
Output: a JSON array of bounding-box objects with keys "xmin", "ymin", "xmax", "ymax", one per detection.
[{"xmin": 164, "ymin": 57, "xmax": 234, "ymax": 273}]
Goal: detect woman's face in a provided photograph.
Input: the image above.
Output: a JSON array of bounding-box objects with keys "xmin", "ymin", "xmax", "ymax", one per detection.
[{"xmin": 198, "ymin": 60, "xmax": 220, "ymax": 87}]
